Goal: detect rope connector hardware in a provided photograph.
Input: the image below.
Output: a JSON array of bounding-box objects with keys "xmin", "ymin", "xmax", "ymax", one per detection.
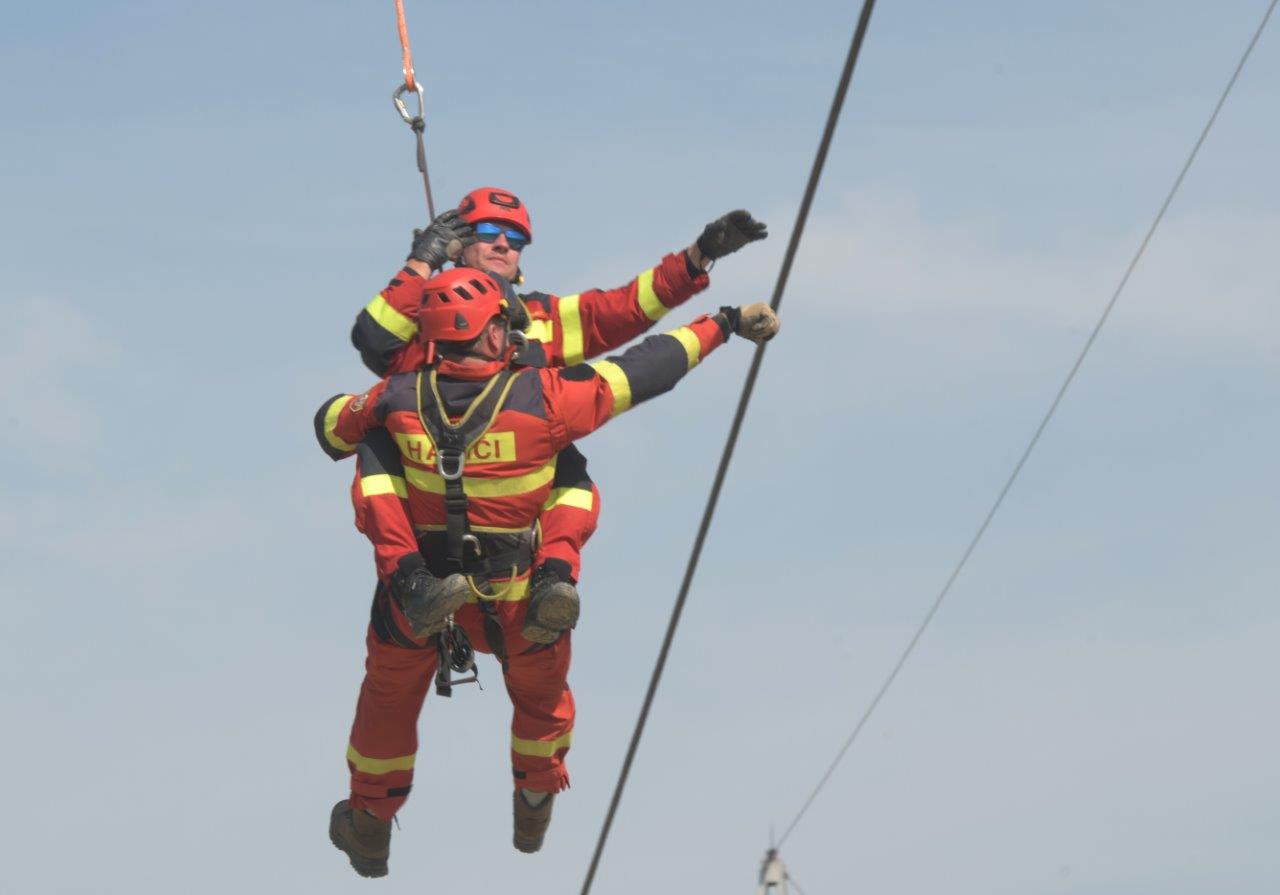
[{"xmin": 393, "ymin": 81, "xmax": 426, "ymax": 127}]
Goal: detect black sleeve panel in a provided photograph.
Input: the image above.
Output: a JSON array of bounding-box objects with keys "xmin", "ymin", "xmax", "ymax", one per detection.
[
  {"xmin": 611, "ymin": 334, "xmax": 692, "ymax": 407},
  {"xmin": 551, "ymin": 443, "xmax": 594, "ymax": 489},
  {"xmin": 314, "ymin": 394, "xmax": 354, "ymax": 461},
  {"xmin": 357, "ymin": 427, "xmax": 406, "ymax": 477},
  {"xmin": 351, "ymin": 311, "xmax": 405, "ymax": 377}
]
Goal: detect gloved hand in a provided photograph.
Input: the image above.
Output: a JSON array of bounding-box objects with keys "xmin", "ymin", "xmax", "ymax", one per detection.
[
  {"xmin": 409, "ymin": 209, "xmax": 476, "ymax": 269},
  {"xmin": 389, "ymin": 553, "xmax": 470, "ymax": 637},
  {"xmin": 522, "ymin": 560, "xmax": 580, "ymax": 645},
  {"xmin": 696, "ymin": 210, "xmax": 768, "ymax": 260},
  {"xmin": 719, "ymin": 302, "xmax": 780, "ymax": 344}
]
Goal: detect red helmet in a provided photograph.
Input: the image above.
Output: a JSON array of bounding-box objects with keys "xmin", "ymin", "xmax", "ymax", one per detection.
[
  {"xmin": 418, "ymin": 268, "xmax": 512, "ymax": 343},
  {"xmin": 457, "ymin": 186, "xmax": 532, "ymax": 244}
]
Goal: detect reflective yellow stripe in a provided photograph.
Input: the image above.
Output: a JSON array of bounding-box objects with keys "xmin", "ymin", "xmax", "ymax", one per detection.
[
  {"xmin": 668, "ymin": 327, "xmax": 702, "ymax": 371},
  {"xmin": 636, "ymin": 268, "xmax": 668, "ymax": 322},
  {"xmin": 365, "ymin": 294, "xmax": 417, "ymax": 343},
  {"xmin": 464, "ymin": 574, "xmax": 530, "ymax": 604},
  {"xmin": 360, "ymin": 474, "xmax": 407, "ymax": 499},
  {"xmin": 525, "ymin": 317, "xmax": 554, "ymax": 344},
  {"xmin": 510, "ymin": 730, "xmax": 573, "ymax": 758},
  {"xmin": 589, "ymin": 360, "xmax": 632, "ymax": 417},
  {"xmin": 346, "ymin": 744, "xmax": 415, "ymax": 774},
  {"xmin": 558, "ymin": 294, "xmax": 584, "ymax": 364},
  {"xmin": 323, "ymin": 395, "xmax": 356, "ymax": 452},
  {"xmin": 543, "ymin": 487, "xmax": 594, "ymax": 512},
  {"xmin": 402, "ymin": 460, "xmax": 557, "ymax": 498}
]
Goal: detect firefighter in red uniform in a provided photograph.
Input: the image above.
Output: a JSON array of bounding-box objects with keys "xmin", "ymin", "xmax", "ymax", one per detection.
[
  {"xmin": 341, "ymin": 187, "xmax": 769, "ymax": 638},
  {"xmin": 317, "ymin": 267, "xmax": 780, "ymax": 877}
]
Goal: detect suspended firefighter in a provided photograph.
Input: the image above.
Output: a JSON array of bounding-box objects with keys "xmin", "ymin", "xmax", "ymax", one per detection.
[
  {"xmin": 316, "ymin": 267, "xmax": 780, "ymax": 877},
  {"xmin": 344, "ymin": 187, "xmax": 771, "ymax": 615}
]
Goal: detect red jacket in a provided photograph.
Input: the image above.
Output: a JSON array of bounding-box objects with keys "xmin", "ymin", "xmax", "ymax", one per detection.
[
  {"xmin": 341, "ymin": 250, "xmax": 711, "ymax": 582},
  {"xmin": 351, "ymin": 251, "xmax": 710, "ymax": 375},
  {"xmin": 317, "ymin": 314, "xmax": 729, "ymax": 590}
]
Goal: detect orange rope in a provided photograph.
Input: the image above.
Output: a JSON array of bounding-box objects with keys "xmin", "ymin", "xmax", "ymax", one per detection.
[{"xmin": 395, "ymin": 0, "xmax": 417, "ymax": 91}]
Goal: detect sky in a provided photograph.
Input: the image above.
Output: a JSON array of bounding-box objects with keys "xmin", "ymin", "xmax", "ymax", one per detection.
[{"xmin": 2, "ymin": 1, "xmax": 1278, "ymax": 892}]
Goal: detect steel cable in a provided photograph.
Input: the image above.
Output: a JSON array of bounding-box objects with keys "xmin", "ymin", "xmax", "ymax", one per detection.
[
  {"xmin": 578, "ymin": 2, "xmax": 880, "ymax": 892},
  {"xmin": 775, "ymin": 0, "xmax": 1279, "ymax": 849}
]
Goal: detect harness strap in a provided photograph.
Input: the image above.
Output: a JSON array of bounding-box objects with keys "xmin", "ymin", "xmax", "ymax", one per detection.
[
  {"xmin": 415, "ymin": 367, "xmax": 529, "ymax": 674},
  {"xmin": 415, "ymin": 368, "xmax": 523, "ymax": 572}
]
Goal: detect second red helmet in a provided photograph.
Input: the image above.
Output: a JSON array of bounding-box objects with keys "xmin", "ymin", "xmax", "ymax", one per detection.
[{"xmin": 457, "ymin": 186, "xmax": 532, "ymax": 244}]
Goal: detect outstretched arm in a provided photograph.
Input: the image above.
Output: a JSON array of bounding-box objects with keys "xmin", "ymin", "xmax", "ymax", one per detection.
[
  {"xmin": 543, "ymin": 303, "xmax": 778, "ymax": 446},
  {"xmin": 533, "ymin": 211, "xmax": 767, "ymax": 365}
]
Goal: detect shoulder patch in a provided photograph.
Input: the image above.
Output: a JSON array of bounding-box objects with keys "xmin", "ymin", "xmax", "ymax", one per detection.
[{"xmin": 519, "ymin": 291, "xmax": 554, "ymax": 315}]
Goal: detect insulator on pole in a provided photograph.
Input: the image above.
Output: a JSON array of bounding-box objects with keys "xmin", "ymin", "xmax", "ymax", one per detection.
[{"xmin": 757, "ymin": 848, "xmax": 789, "ymax": 894}]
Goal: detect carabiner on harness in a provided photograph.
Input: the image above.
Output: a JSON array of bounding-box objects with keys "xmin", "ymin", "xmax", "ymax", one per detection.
[
  {"xmin": 437, "ymin": 447, "xmax": 466, "ymax": 481},
  {"xmin": 434, "ymin": 619, "xmax": 481, "ymax": 697}
]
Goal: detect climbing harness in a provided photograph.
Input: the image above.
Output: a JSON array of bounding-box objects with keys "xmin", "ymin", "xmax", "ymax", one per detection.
[
  {"xmin": 413, "ymin": 366, "xmax": 532, "ymax": 693},
  {"xmin": 391, "ymin": 0, "xmax": 436, "ymax": 218}
]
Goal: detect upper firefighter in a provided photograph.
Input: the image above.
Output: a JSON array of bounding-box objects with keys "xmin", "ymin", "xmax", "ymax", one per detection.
[{"xmin": 350, "ymin": 186, "xmax": 769, "ymax": 376}]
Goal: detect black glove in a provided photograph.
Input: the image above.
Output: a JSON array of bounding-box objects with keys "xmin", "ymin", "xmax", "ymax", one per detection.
[
  {"xmin": 409, "ymin": 209, "xmax": 476, "ymax": 269},
  {"xmin": 696, "ymin": 210, "xmax": 768, "ymax": 260},
  {"xmin": 529, "ymin": 558, "xmax": 573, "ymax": 592}
]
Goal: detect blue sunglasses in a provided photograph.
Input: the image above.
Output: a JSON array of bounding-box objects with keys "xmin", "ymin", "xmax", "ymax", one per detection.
[{"xmin": 473, "ymin": 221, "xmax": 530, "ymax": 251}]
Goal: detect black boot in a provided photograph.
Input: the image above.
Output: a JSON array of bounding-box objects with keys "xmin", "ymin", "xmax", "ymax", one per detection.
[
  {"xmin": 329, "ymin": 800, "xmax": 392, "ymax": 877},
  {"xmin": 390, "ymin": 553, "xmax": 470, "ymax": 637}
]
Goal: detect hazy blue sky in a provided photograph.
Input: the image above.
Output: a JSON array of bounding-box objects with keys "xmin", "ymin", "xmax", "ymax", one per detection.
[{"xmin": 2, "ymin": 1, "xmax": 1277, "ymax": 892}]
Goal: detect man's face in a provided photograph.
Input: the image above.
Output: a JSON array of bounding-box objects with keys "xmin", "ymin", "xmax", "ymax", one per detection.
[{"xmin": 462, "ymin": 224, "xmax": 522, "ymax": 280}]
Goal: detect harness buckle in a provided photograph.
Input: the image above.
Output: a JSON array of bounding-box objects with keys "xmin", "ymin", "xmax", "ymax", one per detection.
[
  {"xmin": 462, "ymin": 533, "xmax": 482, "ymax": 558},
  {"xmin": 437, "ymin": 447, "xmax": 465, "ymax": 481}
]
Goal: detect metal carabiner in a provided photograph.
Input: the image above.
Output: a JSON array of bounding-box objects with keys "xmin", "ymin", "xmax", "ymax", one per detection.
[
  {"xmin": 393, "ymin": 81, "xmax": 426, "ymax": 126},
  {"xmin": 437, "ymin": 449, "xmax": 465, "ymax": 481}
]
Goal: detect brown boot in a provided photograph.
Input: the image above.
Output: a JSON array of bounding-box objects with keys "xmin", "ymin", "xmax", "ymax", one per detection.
[
  {"xmin": 512, "ymin": 789, "xmax": 555, "ymax": 853},
  {"xmin": 329, "ymin": 799, "xmax": 391, "ymax": 878},
  {"xmin": 522, "ymin": 564, "xmax": 580, "ymax": 644}
]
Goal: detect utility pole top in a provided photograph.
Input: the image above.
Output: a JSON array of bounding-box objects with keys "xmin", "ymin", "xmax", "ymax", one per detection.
[{"xmin": 757, "ymin": 847, "xmax": 788, "ymax": 894}]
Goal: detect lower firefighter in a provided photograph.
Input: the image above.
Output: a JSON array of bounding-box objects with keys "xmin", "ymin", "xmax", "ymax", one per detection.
[{"xmin": 317, "ymin": 267, "xmax": 780, "ymax": 876}]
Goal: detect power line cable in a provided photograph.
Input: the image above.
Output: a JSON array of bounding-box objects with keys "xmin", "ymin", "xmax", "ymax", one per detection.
[
  {"xmin": 577, "ymin": 2, "xmax": 880, "ymax": 892},
  {"xmin": 776, "ymin": 0, "xmax": 1279, "ymax": 849}
]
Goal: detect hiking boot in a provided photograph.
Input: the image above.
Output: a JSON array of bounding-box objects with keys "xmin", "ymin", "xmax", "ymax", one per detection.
[
  {"xmin": 513, "ymin": 790, "xmax": 555, "ymax": 853},
  {"xmin": 390, "ymin": 554, "xmax": 470, "ymax": 637},
  {"xmin": 329, "ymin": 800, "xmax": 391, "ymax": 878},
  {"xmin": 522, "ymin": 564, "xmax": 579, "ymax": 644}
]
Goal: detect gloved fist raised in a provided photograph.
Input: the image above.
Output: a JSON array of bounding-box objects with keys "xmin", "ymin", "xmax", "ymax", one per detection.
[
  {"xmin": 719, "ymin": 302, "xmax": 780, "ymax": 344},
  {"xmin": 696, "ymin": 210, "xmax": 768, "ymax": 261},
  {"xmin": 409, "ymin": 209, "xmax": 476, "ymax": 269}
]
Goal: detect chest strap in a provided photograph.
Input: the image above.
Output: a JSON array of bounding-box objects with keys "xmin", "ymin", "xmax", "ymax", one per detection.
[{"xmin": 415, "ymin": 367, "xmax": 522, "ymax": 572}]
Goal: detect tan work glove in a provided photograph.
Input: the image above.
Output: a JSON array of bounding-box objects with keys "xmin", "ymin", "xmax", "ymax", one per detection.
[{"xmin": 723, "ymin": 301, "xmax": 780, "ymax": 344}]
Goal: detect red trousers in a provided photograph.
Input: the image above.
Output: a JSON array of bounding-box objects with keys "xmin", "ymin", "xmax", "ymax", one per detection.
[{"xmin": 345, "ymin": 596, "xmax": 574, "ymax": 820}]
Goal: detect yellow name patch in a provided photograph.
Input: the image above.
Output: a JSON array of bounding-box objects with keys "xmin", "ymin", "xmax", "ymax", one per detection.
[{"xmin": 396, "ymin": 431, "xmax": 517, "ymax": 466}]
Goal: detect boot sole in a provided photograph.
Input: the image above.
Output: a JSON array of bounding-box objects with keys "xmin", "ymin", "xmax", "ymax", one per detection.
[{"xmin": 534, "ymin": 587, "xmax": 579, "ymax": 630}]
